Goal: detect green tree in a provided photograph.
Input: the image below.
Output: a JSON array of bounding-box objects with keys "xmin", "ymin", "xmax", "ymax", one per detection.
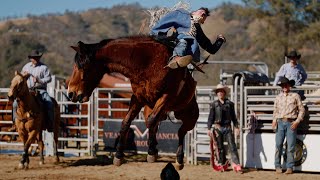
[{"xmin": 242, "ymin": 0, "xmax": 320, "ymax": 72}]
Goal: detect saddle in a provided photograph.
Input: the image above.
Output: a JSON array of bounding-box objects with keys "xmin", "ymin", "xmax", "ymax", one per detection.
[
  {"xmin": 152, "ymin": 27, "xmax": 178, "ymax": 50},
  {"xmin": 29, "ymin": 89, "xmax": 54, "ymax": 131}
]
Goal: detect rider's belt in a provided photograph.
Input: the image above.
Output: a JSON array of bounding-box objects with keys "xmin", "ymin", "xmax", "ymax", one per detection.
[{"xmin": 279, "ymin": 118, "xmax": 296, "ymax": 122}]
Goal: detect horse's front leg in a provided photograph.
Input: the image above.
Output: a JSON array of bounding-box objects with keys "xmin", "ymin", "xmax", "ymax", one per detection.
[
  {"xmin": 17, "ymin": 125, "xmax": 28, "ymax": 169},
  {"xmin": 174, "ymin": 96, "xmax": 199, "ymax": 170},
  {"xmin": 146, "ymin": 94, "xmax": 168, "ymax": 163},
  {"xmin": 114, "ymin": 95, "xmax": 143, "ymax": 166},
  {"xmin": 20, "ymin": 129, "xmax": 38, "ymax": 169}
]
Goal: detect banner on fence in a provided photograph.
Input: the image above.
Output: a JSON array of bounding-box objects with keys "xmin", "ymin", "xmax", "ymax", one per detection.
[{"xmin": 103, "ymin": 120, "xmax": 181, "ymax": 153}]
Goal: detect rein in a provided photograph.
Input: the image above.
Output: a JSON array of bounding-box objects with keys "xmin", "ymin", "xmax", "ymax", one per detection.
[{"xmin": 189, "ymin": 55, "xmax": 210, "ymax": 74}]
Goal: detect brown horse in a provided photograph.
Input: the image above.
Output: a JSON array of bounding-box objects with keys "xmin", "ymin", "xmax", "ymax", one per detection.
[
  {"xmin": 7, "ymin": 71, "xmax": 60, "ymax": 169},
  {"xmin": 68, "ymin": 36, "xmax": 199, "ymax": 170}
]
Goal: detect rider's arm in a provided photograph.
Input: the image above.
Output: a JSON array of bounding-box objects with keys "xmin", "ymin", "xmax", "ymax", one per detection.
[
  {"xmin": 195, "ymin": 24, "xmax": 225, "ymax": 54},
  {"xmin": 37, "ymin": 66, "xmax": 52, "ymax": 85},
  {"xmin": 273, "ymin": 64, "xmax": 286, "ymax": 86},
  {"xmin": 299, "ymin": 65, "xmax": 308, "ymax": 85},
  {"xmin": 230, "ymin": 101, "xmax": 239, "ymax": 128},
  {"xmin": 207, "ymin": 102, "xmax": 215, "ymax": 130}
]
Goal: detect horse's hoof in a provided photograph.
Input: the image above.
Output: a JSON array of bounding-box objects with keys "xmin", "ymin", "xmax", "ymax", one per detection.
[
  {"xmin": 18, "ymin": 163, "xmax": 24, "ymax": 169},
  {"xmin": 39, "ymin": 161, "xmax": 44, "ymax": 166},
  {"xmin": 174, "ymin": 161, "xmax": 184, "ymax": 170},
  {"xmin": 113, "ymin": 157, "xmax": 123, "ymax": 166},
  {"xmin": 147, "ymin": 154, "xmax": 157, "ymax": 163}
]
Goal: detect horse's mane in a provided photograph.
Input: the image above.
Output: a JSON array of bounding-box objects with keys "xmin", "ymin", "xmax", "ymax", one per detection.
[{"xmin": 74, "ymin": 39, "xmax": 113, "ymax": 68}]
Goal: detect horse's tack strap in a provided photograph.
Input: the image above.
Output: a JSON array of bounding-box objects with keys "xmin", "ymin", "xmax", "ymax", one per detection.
[
  {"xmin": 16, "ymin": 117, "xmax": 28, "ymax": 123},
  {"xmin": 176, "ymin": 80, "xmax": 185, "ymax": 96}
]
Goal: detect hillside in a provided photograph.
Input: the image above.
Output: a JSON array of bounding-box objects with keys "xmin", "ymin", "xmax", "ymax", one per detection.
[{"xmin": 0, "ymin": 3, "xmax": 319, "ymax": 87}]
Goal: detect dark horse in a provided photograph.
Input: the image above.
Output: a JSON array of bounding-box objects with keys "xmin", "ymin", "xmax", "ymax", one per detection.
[
  {"xmin": 8, "ymin": 71, "xmax": 60, "ymax": 169},
  {"xmin": 68, "ymin": 36, "xmax": 199, "ymax": 170}
]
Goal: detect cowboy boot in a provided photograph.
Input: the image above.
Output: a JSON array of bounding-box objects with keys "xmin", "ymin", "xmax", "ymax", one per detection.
[
  {"xmin": 213, "ymin": 164, "xmax": 225, "ymax": 172},
  {"xmin": 231, "ymin": 162, "xmax": 243, "ymax": 173},
  {"xmin": 284, "ymin": 168, "xmax": 293, "ymax": 174},
  {"xmin": 165, "ymin": 55, "xmax": 193, "ymax": 69}
]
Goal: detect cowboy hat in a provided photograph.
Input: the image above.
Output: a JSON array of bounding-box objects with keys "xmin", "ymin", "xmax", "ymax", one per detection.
[
  {"xmin": 285, "ymin": 50, "xmax": 301, "ymax": 59},
  {"xmin": 28, "ymin": 50, "xmax": 43, "ymax": 58},
  {"xmin": 277, "ymin": 77, "xmax": 295, "ymax": 87},
  {"xmin": 215, "ymin": 84, "xmax": 229, "ymax": 94}
]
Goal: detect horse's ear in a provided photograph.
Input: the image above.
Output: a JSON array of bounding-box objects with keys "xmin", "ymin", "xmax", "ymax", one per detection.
[
  {"xmin": 70, "ymin": 46, "xmax": 80, "ymax": 53},
  {"xmin": 21, "ymin": 71, "xmax": 29, "ymax": 78},
  {"xmin": 15, "ymin": 71, "xmax": 23, "ymax": 76}
]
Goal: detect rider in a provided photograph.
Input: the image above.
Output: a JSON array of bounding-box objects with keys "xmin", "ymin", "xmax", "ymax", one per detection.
[
  {"xmin": 150, "ymin": 7, "xmax": 226, "ymax": 69},
  {"xmin": 207, "ymin": 84, "xmax": 242, "ymax": 172},
  {"xmin": 10, "ymin": 50, "xmax": 54, "ymax": 132}
]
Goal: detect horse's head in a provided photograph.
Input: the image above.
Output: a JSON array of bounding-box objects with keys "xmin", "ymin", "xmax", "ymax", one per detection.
[
  {"xmin": 8, "ymin": 71, "xmax": 29, "ymax": 101},
  {"xmin": 68, "ymin": 41, "xmax": 107, "ymax": 103}
]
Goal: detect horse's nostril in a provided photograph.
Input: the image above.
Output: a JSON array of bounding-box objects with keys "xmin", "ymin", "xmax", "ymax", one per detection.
[{"xmin": 68, "ymin": 92, "xmax": 74, "ymax": 99}]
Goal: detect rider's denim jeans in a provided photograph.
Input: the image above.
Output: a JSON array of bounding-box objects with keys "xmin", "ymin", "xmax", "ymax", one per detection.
[
  {"xmin": 172, "ymin": 39, "xmax": 188, "ymax": 57},
  {"xmin": 274, "ymin": 119, "xmax": 297, "ymax": 169},
  {"xmin": 12, "ymin": 89, "xmax": 54, "ymax": 131}
]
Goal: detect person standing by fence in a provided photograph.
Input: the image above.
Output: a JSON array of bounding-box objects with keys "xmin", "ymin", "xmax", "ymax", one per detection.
[
  {"xmin": 273, "ymin": 49, "xmax": 308, "ymax": 100},
  {"xmin": 272, "ymin": 77, "xmax": 305, "ymax": 174},
  {"xmin": 207, "ymin": 84, "xmax": 242, "ymax": 172}
]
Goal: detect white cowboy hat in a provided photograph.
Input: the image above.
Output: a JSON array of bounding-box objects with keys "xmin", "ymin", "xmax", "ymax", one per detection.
[{"xmin": 214, "ymin": 84, "xmax": 229, "ymax": 94}]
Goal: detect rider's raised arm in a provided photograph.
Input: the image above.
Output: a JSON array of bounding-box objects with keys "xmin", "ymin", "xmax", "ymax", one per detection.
[{"xmin": 195, "ymin": 24, "xmax": 225, "ymax": 54}]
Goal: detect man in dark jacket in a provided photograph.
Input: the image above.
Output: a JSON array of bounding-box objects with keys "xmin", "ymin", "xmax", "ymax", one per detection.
[
  {"xmin": 207, "ymin": 84, "xmax": 242, "ymax": 172},
  {"xmin": 150, "ymin": 7, "xmax": 226, "ymax": 69}
]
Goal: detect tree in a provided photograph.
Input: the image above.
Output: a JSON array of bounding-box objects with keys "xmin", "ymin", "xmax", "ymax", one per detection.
[{"xmin": 242, "ymin": 0, "xmax": 320, "ymax": 65}]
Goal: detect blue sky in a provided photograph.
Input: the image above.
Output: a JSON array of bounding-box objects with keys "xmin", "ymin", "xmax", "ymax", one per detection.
[{"xmin": 0, "ymin": 0, "xmax": 243, "ymax": 19}]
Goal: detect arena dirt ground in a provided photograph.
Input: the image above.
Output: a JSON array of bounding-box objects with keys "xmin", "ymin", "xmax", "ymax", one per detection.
[{"xmin": 0, "ymin": 154, "xmax": 319, "ymax": 180}]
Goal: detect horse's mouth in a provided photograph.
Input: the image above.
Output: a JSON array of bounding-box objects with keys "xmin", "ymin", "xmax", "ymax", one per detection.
[
  {"xmin": 81, "ymin": 96, "xmax": 90, "ymax": 103},
  {"xmin": 68, "ymin": 91, "xmax": 90, "ymax": 103},
  {"xmin": 8, "ymin": 95, "xmax": 14, "ymax": 102}
]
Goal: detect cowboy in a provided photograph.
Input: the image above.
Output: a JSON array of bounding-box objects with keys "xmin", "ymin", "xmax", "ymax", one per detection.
[
  {"xmin": 207, "ymin": 84, "xmax": 242, "ymax": 172},
  {"xmin": 10, "ymin": 50, "xmax": 54, "ymax": 132},
  {"xmin": 273, "ymin": 49, "xmax": 307, "ymax": 99},
  {"xmin": 150, "ymin": 7, "xmax": 226, "ymax": 69},
  {"xmin": 272, "ymin": 77, "xmax": 305, "ymax": 174}
]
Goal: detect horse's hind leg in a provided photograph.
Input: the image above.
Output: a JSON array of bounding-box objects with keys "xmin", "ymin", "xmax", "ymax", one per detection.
[
  {"xmin": 174, "ymin": 96, "xmax": 199, "ymax": 170},
  {"xmin": 114, "ymin": 95, "xmax": 143, "ymax": 166},
  {"xmin": 146, "ymin": 94, "xmax": 169, "ymax": 163}
]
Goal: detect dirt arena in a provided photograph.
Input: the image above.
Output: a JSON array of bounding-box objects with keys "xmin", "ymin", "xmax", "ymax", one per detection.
[{"xmin": 0, "ymin": 154, "xmax": 319, "ymax": 180}]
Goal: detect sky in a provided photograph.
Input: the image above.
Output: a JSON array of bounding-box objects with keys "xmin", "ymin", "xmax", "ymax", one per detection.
[{"xmin": 0, "ymin": 0, "xmax": 243, "ymax": 19}]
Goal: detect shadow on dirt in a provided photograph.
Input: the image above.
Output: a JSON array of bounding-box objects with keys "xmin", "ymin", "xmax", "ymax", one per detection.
[
  {"xmin": 65, "ymin": 155, "xmax": 113, "ymax": 166},
  {"xmin": 61, "ymin": 154, "xmax": 176, "ymax": 167}
]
